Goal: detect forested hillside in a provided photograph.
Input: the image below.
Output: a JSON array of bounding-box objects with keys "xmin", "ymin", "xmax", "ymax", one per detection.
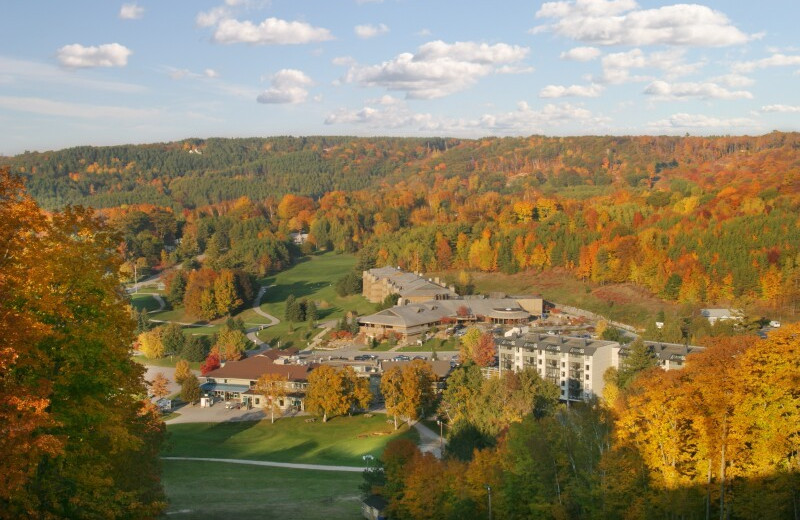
[{"xmin": 5, "ymin": 132, "xmax": 800, "ymax": 312}]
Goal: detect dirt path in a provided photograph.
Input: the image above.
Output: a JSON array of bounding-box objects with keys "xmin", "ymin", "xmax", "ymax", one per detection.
[
  {"xmin": 246, "ymin": 285, "xmax": 280, "ymax": 349},
  {"xmin": 413, "ymin": 421, "xmax": 446, "ymax": 459},
  {"xmin": 162, "ymin": 456, "xmax": 365, "ymax": 473}
]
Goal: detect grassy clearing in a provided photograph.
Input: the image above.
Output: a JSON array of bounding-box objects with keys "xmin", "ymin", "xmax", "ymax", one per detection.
[
  {"xmin": 162, "ymin": 460, "xmax": 363, "ymax": 520},
  {"xmin": 164, "ymin": 414, "xmax": 418, "ymax": 466},
  {"xmin": 466, "ymin": 268, "xmax": 677, "ymax": 329},
  {"xmin": 133, "ymin": 356, "xmax": 201, "ymax": 371},
  {"xmin": 252, "ymin": 252, "xmax": 375, "ymax": 349},
  {"xmin": 398, "ymin": 337, "xmax": 459, "ymax": 353},
  {"xmin": 130, "ymin": 293, "xmax": 161, "ymax": 312}
]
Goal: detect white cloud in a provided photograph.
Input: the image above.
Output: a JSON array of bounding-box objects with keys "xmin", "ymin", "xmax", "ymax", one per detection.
[
  {"xmin": 600, "ymin": 48, "xmax": 704, "ymax": 84},
  {"xmin": 648, "ymin": 112, "xmax": 759, "ymax": 131},
  {"xmin": 560, "ymin": 46, "xmax": 601, "ymax": 61},
  {"xmin": 57, "ymin": 43, "xmax": 132, "ymax": 68},
  {"xmin": 733, "ymin": 53, "xmax": 800, "ymax": 73},
  {"xmin": 540, "ymin": 83, "xmax": 604, "ymax": 98},
  {"xmin": 0, "ymin": 56, "xmax": 144, "ymax": 92},
  {"xmin": 341, "ymin": 40, "xmax": 529, "ymax": 99},
  {"xmin": 761, "ymin": 104, "xmax": 800, "ymax": 113},
  {"xmin": 325, "ymin": 98, "xmax": 609, "ymax": 135},
  {"xmin": 197, "ymin": 6, "xmax": 231, "ymax": 28},
  {"xmin": 710, "ymin": 74, "xmax": 754, "ymax": 88},
  {"xmin": 119, "ymin": 3, "xmax": 144, "ymax": 20},
  {"xmin": 535, "ymin": 1, "xmax": 752, "ymax": 47},
  {"xmin": 205, "ymin": 68, "xmax": 219, "ymax": 78},
  {"xmin": 257, "ymin": 69, "xmax": 313, "ymax": 104},
  {"xmin": 355, "ymin": 23, "xmax": 389, "ymax": 39},
  {"xmin": 212, "ymin": 17, "xmax": 333, "ymax": 45},
  {"xmin": 0, "ymin": 95, "xmax": 157, "ymax": 120},
  {"xmin": 643, "ymin": 80, "xmax": 752, "ymax": 100}
]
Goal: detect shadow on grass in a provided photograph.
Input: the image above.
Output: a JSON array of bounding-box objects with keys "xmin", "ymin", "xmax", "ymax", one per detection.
[{"xmin": 264, "ymin": 280, "xmax": 335, "ymax": 303}]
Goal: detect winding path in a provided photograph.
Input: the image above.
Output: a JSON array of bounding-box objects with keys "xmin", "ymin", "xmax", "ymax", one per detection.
[
  {"xmin": 162, "ymin": 456, "xmax": 364, "ymax": 473},
  {"xmin": 413, "ymin": 421, "xmax": 447, "ymax": 459},
  {"xmin": 245, "ymin": 285, "xmax": 280, "ymax": 348}
]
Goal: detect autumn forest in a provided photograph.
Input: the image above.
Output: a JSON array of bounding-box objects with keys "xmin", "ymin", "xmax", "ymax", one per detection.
[{"xmin": 1, "ymin": 132, "xmax": 799, "ymax": 519}]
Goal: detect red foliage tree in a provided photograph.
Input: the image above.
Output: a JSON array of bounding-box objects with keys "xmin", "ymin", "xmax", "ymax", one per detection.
[{"xmin": 200, "ymin": 352, "xmax": 221, "ymax": 375}]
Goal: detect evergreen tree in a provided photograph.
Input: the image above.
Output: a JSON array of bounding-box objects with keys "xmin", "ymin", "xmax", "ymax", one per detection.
[
  {"xmin": 166, "ymin": 271, "xmax": 186, "ymax": 307},
  {"xmin": 306, "ymin": 300, "xmax": 318, "ymax": 328},
  {"xmin": 181, "ymin": 374, "xmax": 201, "ymax": 405},
  {"xmin": 618, "ymin": 337, "xmax": 659, "ymax": 389},
  {"xmin": 284, "ymin": 294, "xmax": 297, "ymax": 322},
  {"xmin": 181, "ymin": 335, "xmax": 209, "ymax": 362}
]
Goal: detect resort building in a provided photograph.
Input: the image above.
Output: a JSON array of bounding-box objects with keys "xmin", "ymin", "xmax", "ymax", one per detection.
[
  {"xmin": 362, "ymin": 266, "xmax": 457, "ymax": 304},
  {"xmin": 202, "ymin": 351, "xmax": 316, "ymax": 411},
  {"xmin": 497, "ymin": 334, "xmax": 704, "ymax": 402},
  {"xmin": 359, "ymin": 296, "xmax": 539, "ymax": 342}
]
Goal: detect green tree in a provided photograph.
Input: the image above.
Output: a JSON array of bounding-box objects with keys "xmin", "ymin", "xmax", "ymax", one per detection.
[
  {"xmin": 165, "ymin": 271, "xmax": 187, "ymax": 307},
  {"xmin": 306, "ymin": 300, "xmax": 318, "ymax": 328},
  {"xmin": 161, "ymin": 322, "xmax": 185, "ymax": 357},
  {"xmin": 181, "ymin": 335, "xmax": 209, "ymax": 362},
  {"xmin": 618, "ymin": 337, "xmax": 659, "ymax": 389},
  {"xmin": 213, "ymin": 326, "xmax": 249, "ymax": 362},
  {"xmin": 181, "ymin": 374, "xmax": 201, "ymax": 405}
]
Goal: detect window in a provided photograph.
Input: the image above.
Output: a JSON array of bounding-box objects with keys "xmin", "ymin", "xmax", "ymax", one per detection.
[
  {"xmin": 561, "ymin": 380, "xmax": 565, "ymax": 386},
  {"xmin": 538, "ymin": 359, "xmax": 542, "ymax": 365},
  {"xmin": 585, "ymin": 374, "xmax": 590, "ymax": 380},
  {"xmin": 585, "ymin": 364, "xmax": 590, "ymax": 370},
  {"xmin": 561, "ymin": 371, "xmax": 565, "ymax": 377},
  {"xmin": 255, "ymin": 398, "xmax": 260, "ymax": 405},
  {"xmin": 561, "ymin": 362, "xmax": 565, "ymax": 367},
  {"xmin": 279, "ymin": 399, "xmax": 284, "ymax": 407}
]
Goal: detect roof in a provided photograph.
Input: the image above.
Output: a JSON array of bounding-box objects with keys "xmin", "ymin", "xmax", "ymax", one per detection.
[
  {"xmin": 700, "ymin": 308, "xmax": 743, "ymax": 319},
  {"xmin": 204, "ymin": 354, "xmax": 316, "ymax": 381},
  {"xmin": 379, "ymin": 359, "xmax": 453, "ymax": 379},
  {"xmin": 359, "ymin": 302, "xmax": 453, "ymax": 328},
  {"xmin": 359, "ymin": 298, "xmax": 531, "ymax": 328},
  {"xmin": 200, "ymin": 382, "xmax": 250, "ymax": 393},
  {"xmin": 497, "ymin": 333, "xmax": 618, "ymax": 356},
  {"xmin": 366, "ymin": 267, "xmax": 455, "ymax": 299},
  {"xmin": 639, "ymin": 341, "xmax": 705, "ymax": 361},
  {"xmin": 362, "ymin": 495, "xmax": 388, "ymax": 510}
]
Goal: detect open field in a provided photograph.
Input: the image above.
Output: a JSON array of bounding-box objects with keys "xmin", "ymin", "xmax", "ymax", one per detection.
[
  {"xmin": 164, "ymin": 414, "xmax": 418, "ymax": 466},
  {"xmin": 162, "ymin": 460, "xmax": 363, "ymax": 520},
  {"xmin": 253, "ymin": 252, "xmax": 375, "ymax": 349},
  {"xmin": 465, "ymin": 268, "xmax": 680, "ymax": 329},
  {"xmin": 130, "ymin": 293, "xmax": 162, "ymax": 313}
]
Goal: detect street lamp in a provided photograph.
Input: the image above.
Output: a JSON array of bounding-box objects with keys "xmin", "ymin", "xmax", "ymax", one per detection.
[
  {"xmin": 485, "ymin": 484, "xmax": 492, "ymax": 520},
  {"xmin": 436, "ymin": 419, "xmax": 444, "ymax": 453}
]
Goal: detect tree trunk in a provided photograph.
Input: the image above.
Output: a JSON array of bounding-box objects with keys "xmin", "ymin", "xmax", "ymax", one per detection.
[
  {"xmin": 393, "ymin": 414, "xmax": 397, "ymax": 430},
  {"xmin": 719, "ymin": 442, "xmax": 726, "ymax": 520},
  {"xmin": 323, "ymin": 412, "xmax": 328, "ymax": 423}
]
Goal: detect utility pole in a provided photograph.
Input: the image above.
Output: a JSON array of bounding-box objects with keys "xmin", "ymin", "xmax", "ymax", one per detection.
[
  {"xmin": 485, "ymin": 484, "xmax": 492, "ymax": 520},
  {"xmin": 437, "ymin": 419, "xmax": 444, "ymax": 454}
]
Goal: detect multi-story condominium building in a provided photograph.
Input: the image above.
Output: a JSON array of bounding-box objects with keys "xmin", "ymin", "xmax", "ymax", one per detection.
[{"xmin": 497, "ymin": 333, "xmax": 704, "ymax": 402}]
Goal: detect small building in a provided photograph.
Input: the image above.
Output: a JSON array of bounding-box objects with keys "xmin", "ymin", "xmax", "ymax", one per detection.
[
  {"xmin": 700, "ymin": 308, "xmax": 744, "ymax": 325},
  {"xmin": 155, "ymin": 398, "xmax": 173, "ymax": 412},
  {"xmin": 361, "ymin": 495, "xmax": 388, "ymax": 520},
  {"xmin": 290, "ymin": 232, "xmax": 309, "ymax": 245}
]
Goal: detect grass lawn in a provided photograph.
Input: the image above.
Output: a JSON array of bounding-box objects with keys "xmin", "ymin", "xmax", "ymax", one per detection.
[
  {"xmin": 163, "ymin": 414, "xmax": 417, "ymax": 466},
  {"xmin": 133, "ymin": 356, "xmax": 201, "ymax": 371},
  {"xmin": 463, "ymin": 268, "xmax": 678, "ymax": 329},
  {"xmin": 398, "ymin": 337, "xmax": 459, "ymax": 353},
  {"xmin": 130, "ymin": 293, "xmax": 161, "ymax": 312},
  {"xmin": 162, "ymin": 460, "xmax": 363, "ymax": 520},
  {"xmin": 253, "ymin": 252, "xmax": 376, "ymax": 349}
]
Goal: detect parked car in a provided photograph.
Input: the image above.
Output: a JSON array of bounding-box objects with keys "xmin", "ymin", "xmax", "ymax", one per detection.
[
  {"xmin": 353, "ymin": 355, "xmax": 368, "ymax": 361},
  {"xmin": 412, "ymin": 355, "xmax": 427, "ymax": 360},
  {"xmin": 393, "ymin": 355, "xmax": 411, "ymax": 361}
]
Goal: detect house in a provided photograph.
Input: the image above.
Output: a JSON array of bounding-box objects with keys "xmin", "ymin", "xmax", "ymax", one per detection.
[
  {"xmin": 361, "ymin": 495, "xmax": 388, "ymax": 520},
  {"xmin": 497, "ymin": 334, "xmax": 704, "ymax": 402},
  {"xmin": 359, "ymin": 297, "xmax": 534, "ymax": 342},
  {"xmin": 700, "ymin": 308, "xmax": 744, "ymax": 325},
  {"xmin": 290, "ymin": 232, "xmax": 309, "ymax": 245},
  {"xmin": 201, "ymin": 351, "xmax": 316, "ymax": 411},
  {"xmin": 362, "ymin": 266, "xmax": 457, "ymax": 304}
]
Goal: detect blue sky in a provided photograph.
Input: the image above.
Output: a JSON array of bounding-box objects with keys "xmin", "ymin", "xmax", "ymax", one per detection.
[{"xmin": 1, "ymin": 0, "xmax": 799, "ymax": 154}]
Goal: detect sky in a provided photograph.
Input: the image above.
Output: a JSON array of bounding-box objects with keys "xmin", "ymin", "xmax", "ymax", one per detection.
[{"xmin": 1, "ymin": 0, "xmax": 799, "ymax": 154}]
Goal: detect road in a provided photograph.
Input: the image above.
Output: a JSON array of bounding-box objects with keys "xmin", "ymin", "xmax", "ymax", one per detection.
[{"xmin": 162, "ymin": 456, "xmax": 366, "ymax": 473}]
